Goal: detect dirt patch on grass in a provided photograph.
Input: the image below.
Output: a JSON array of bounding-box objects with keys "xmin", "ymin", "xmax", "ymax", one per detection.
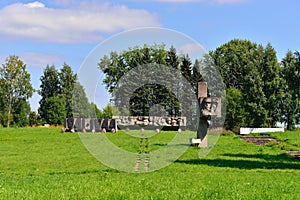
[
  {"xmin": 240, "ymin": 136, "xmax": 280, "ymax": 145},
  {"xmin": 240, "ymin": 136, "xmax": 300, "ymax": 161},
  {"xmin": 286, "ymin": 151, "xmax": 300, "ymax": 161}
]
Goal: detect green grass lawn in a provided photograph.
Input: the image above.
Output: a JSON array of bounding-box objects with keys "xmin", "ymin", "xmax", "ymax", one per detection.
[{"xmin": 0, "ymin": 128, "xmax": 299, "ymax": 199}]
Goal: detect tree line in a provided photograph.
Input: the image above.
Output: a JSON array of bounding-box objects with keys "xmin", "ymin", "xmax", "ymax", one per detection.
[
  {"xmin": 99, "ymin": 40, "xmax": 299, "ymax": 131},
  {"xmin": 0, "ymin": 39, "xmax": 299, "ymax": 130},
  {"xmin": 98, "ymin": 44, "xmax": 205, "ymax": 129},
  {"xmin": 210, "ymin": 40, "xmax": 299, "ymax": 131},
  {"xmin": 0, "ymin": 59, "xmax": 116, "ymax": 127}
]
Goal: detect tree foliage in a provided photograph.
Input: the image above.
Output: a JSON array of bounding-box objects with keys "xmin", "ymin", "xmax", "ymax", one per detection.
[
  {"xmin": 225, "ymin": 87, "xmax": 246, "ymax": 131},
  {"xmin": 59, "ymin": 63, "xmax": 77, "ymax": 118},
  {"xmin": 210, "ymin": 39, "xmax": 286, "ymax": 128},
  {"xmin": 0, "ymin": 39, "xmax": 298, "ymax": 130},
  {"xmin": 102, "ymin": 104, "xmax": 120, "ymax": 119},
  {"xmin": 0, "ymin": 55, "xmax": 33, "ymax": 127},
  {"xmin": 12, "ymin": 98, "xmax": 31, "ymax": 127},
  {"xmin": 71, "ymin": 81, "xmax": 92, "ymax": 118},
  {"xmin": 38, "ymin": 64, "xmax": 95, "ymax": 124},
  {"xmin": 42, "ymin": 95, "xmax": 66, "ymax": 125},
  {"xmin": 29, "ymin": 111, "xmax": 39, "ymax": 127},
  {"xmin": 260, "ymin": 43, "xmax": 285, "ymax": 127},
  {"xmin": 281, "ymin": 50, "xmax": 300, "ymax": 129},
  {"xmin": 38, "ymin": 65, "xmax": 61, "ymax": 122},
  {"xmin": 98, "ymin": 44, "xmax": 201, "ymax": 126},
  {"xmin": 90, "ymin": 102, "xmax": 103, "ymax": 118}
]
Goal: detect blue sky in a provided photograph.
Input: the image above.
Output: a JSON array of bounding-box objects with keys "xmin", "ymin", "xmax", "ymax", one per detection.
[{"xmin": 0, "ymin": 0, "xmax": 299, "ymax": 111}]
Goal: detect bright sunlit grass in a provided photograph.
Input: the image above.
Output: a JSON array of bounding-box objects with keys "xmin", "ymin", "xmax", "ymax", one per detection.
[{"xmin": 0, "ymin": 128, "xmax": 299, "ymax": 199}]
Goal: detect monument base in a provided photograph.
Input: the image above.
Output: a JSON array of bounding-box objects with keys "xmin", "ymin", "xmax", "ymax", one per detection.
[
  {"xmin": 190, "ymin": 135, "xmax": 208, "ymax": 148},
  {"xmin": 198, "ymin": 134, "xmax": 208, "ymax": 148}
]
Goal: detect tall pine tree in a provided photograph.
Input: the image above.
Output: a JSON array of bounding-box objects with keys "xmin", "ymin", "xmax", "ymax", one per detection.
[
  {"xmin": 59, "ymin": 63, "xmax": 77, "ymax": 118},
  {"xmin": 39, "ymin": 65, "xmax": 61, "ymax": 123},
  {"xmin": 261, "ymin": 43, "xmax": 285, "ymax": 127},
  {"xmin": 281, "ymin": 50, "xmax": 300, "ymax": 129}
]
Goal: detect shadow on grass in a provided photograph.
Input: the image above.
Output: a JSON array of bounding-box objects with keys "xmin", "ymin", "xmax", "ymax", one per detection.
[
  {"xmin": 176, "ymin": 153, "xmax": 300, "ymax": 170},
  {"xmin": 47, "ymin": 168, "xmax": 122, "ymax": 175},
  {"xmin": 152, "ymin": 143, "xmax": 167, "ymax": 147},
  {"xmin": 152, "ymin": 143, "xmax": 190, "ymax": 147},
  {"xmin": 222, "ymin": 153, "xmax": 294, "ymax": 162}
]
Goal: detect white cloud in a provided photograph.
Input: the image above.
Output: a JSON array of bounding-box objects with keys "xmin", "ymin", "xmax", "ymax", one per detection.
[
  {"xmin": 0, "ymin": 1, "xmax": 161, "ymax": 43},
  {"xmin": 25, "ymin": 1, "xmax": 45, "ymax": 8},
  {"xmin": 155, "ymin": 0, "xmax": 248, "ymax": 4},
  {"xmin": 20, "ymin": 52, "xmax": 63, "ymax": 67}
]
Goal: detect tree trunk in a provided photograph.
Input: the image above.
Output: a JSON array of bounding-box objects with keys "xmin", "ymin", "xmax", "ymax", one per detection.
[
  {"xmin": 7, "ymin": 93, "xmax": 13, "ymax": 128},
  {"xmin": 7, "ymin": 106, "xmax": 12, "ymax": 128}
]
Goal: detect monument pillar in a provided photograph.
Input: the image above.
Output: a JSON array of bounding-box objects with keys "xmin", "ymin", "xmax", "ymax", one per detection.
[
  {"xmin": 196, "ymin": 82, "xmax": 221, "ymax": 148},
  {"xmin": 197, "ymin": 117, "xmax": 208, "ymax": 147}
]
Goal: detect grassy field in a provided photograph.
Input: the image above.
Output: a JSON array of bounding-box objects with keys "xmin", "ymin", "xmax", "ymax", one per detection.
[{"xmin": 0, "ymin": 128, "xmax": 299, "ymax": 199}]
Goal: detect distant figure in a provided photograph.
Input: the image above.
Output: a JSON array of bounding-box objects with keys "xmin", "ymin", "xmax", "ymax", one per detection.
[{"xmin": 102, "ymin": 128, "xmax": 106, "ymax": 134}]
